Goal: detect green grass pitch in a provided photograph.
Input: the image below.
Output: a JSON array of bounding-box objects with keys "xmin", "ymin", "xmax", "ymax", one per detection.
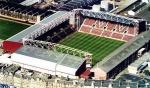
[
  {"xmin": 59, "ymin": 32, "xmax": 125, "ymax": 65},
  {"xmin": 0, "ymin": 19, "xmax": 29, "ymax": 40}
]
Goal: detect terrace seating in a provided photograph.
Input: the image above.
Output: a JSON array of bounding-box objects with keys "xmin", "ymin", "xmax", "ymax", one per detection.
[
  {"xmin": 128, "ymin": 26, "xmax": 136, "ymax": 35},
  {"xmin": 95, "ymin": 20, "xmax": 108, "ymax": 29},
  {"xmin": 107, "ymin": 22, "xmax": 115, "ymax": 31},
  {"xmin": 91, "ymin": 28, "xmax": 102, "ymax": 35},
  {"xmin": 79, "ymin": 26, "xmax": 92, "ymax": 33},
  {"xmin": 84, "ymin": 18, "xmax": 96, "ymax": 26},
  {"xmin": 101, "ymin": 30, "xmax": 112, "ymax": 37},
  {"xmin": 79, "ymin": 18, "xmax": 138, "ymax": 42},
  {"xmin": 35, "ymin": 21, "xmax": 75, "ymax": 43},
  {"xmin": 115, "ymin": 24, "xmax": 128, "ymax": 33}
]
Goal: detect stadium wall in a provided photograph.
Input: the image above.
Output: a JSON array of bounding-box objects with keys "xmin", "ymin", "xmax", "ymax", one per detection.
[
  {"xmin": 56, "ymin": 65, "xmax": 79, "ymax": 79},
  {"xmin": 91, "ymin": 68, "xmax": 107, "ymax": 80},
  {"xmin": 107, "ymin": 52, "xmax": 138, "ymax": 79},
  {"xmin": 11, "ymin": 53, "xmax": 56, "ymax": 75},
  {"xmin": 139, "ymin": 21, "xmax": 147, "ymax": 33}
]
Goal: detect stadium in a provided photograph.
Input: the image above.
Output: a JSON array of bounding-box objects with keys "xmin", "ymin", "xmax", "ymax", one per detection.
[{"xmin": 2, "ymin": 8, "xmax": 150, "ymax": 81}]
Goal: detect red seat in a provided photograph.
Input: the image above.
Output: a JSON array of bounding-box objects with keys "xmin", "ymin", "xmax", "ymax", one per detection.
[
  {"xmin": 115, "ymin": 24, "xmax": 127, "ymax": 33},
  {"xmin": 95, "ymin": 20, "xmax": 108, "ymax": 29},
  {"xmin": 91, "ymin": 29, "xmax": 103, "ymax": 35},
  {"xmin": 111, "ymin": 33, "xmax": 123, "ymax": 39},
  {"xmin": 102, "ymin": 30, "xmax": 112, "ymax": 37},
  {"xmin": 80, "ymin": 26, "xmax": 91, "ymax": 33},
  {"xmin": 107, "ymin": 22, "xmax": 115, "ymax": 31},
  {"xmin": 123, "ymin": 35, "xmax": 134, "ymax": 41},
  {"xmin": 128, "ymin": 27, "xmax": 136, "ymax": 35},
  {"xmin": 79, "ymin": 18, "xmax": 138, "ymax": 42},
  {"xmin": 84, "ymin": 18, "xmax": 96, "ymax": 26}
]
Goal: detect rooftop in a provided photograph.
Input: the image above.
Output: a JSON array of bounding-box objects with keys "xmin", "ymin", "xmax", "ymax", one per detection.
[
  {"xmin": 135, "ymin": 3, "xmax": 150, "ymax": 21},
  {"xmin": 15, "ymin": 45, "xmax": 84, "ymax": 69}
]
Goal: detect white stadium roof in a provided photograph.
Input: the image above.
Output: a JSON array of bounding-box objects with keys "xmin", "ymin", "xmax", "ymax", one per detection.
[
  {"xmin": 11, "ymin": 45, "xmax": 84, "ymax": 78},
  {"xmin": 14, "ymin": 45, "xmax": 84, "ymax": 69}
]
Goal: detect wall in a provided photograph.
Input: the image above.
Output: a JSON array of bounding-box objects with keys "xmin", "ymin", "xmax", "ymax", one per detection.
[
  {"xmin": 11, "ymin": 53, "xmax": 56, "ymax": 75},
  {"xmin": 91, "ymin": 68, "xmax": 107, "ymax": 80}
]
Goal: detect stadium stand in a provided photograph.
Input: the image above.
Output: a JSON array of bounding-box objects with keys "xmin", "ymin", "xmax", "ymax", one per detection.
[
  {"xmin": 11, "ymin": 45, "xmax": 86, "ymax": 79},
  {"xmin": 3, "ymin": 11, "xmax": 71, "ymax": 53},
  {"xmin": 0, "ymin": 1, "xmax": 54, "ymax": 23},
  {"xmin": 93, "ymin": 29, "xmax": 150, "ymax": 80},
  {"xmin": 35, "ymin": 20, "xmax": 75, "ymax": 43},
  {"xmin": 79, "ymin": 18, "xmax": 138, "ymax": 41}
]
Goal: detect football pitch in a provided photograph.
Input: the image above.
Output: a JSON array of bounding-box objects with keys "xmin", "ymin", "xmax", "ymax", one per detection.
[
  {"xmin": 59, "ymin": 32, "xmax": 125, "ymax": 65},
  {"xmin": 0, "ymin": 19, "xmax": 29, "ymax": 40}
]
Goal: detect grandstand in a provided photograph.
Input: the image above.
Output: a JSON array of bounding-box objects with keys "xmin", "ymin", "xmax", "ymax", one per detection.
[
  {"xmin": 93, "ymin": 29, "xmax": 150, "ymax": 80},
  {"xmin": 35, "ymin": 20, "xmax": 75, "ymax": 43},
  {"xmin": 11, "ymin": 45, "xmax": 86, "ymax": 79},
  {"xmin": 79, "ymin": 17, "xmax": 138, "ymax": 41}
]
